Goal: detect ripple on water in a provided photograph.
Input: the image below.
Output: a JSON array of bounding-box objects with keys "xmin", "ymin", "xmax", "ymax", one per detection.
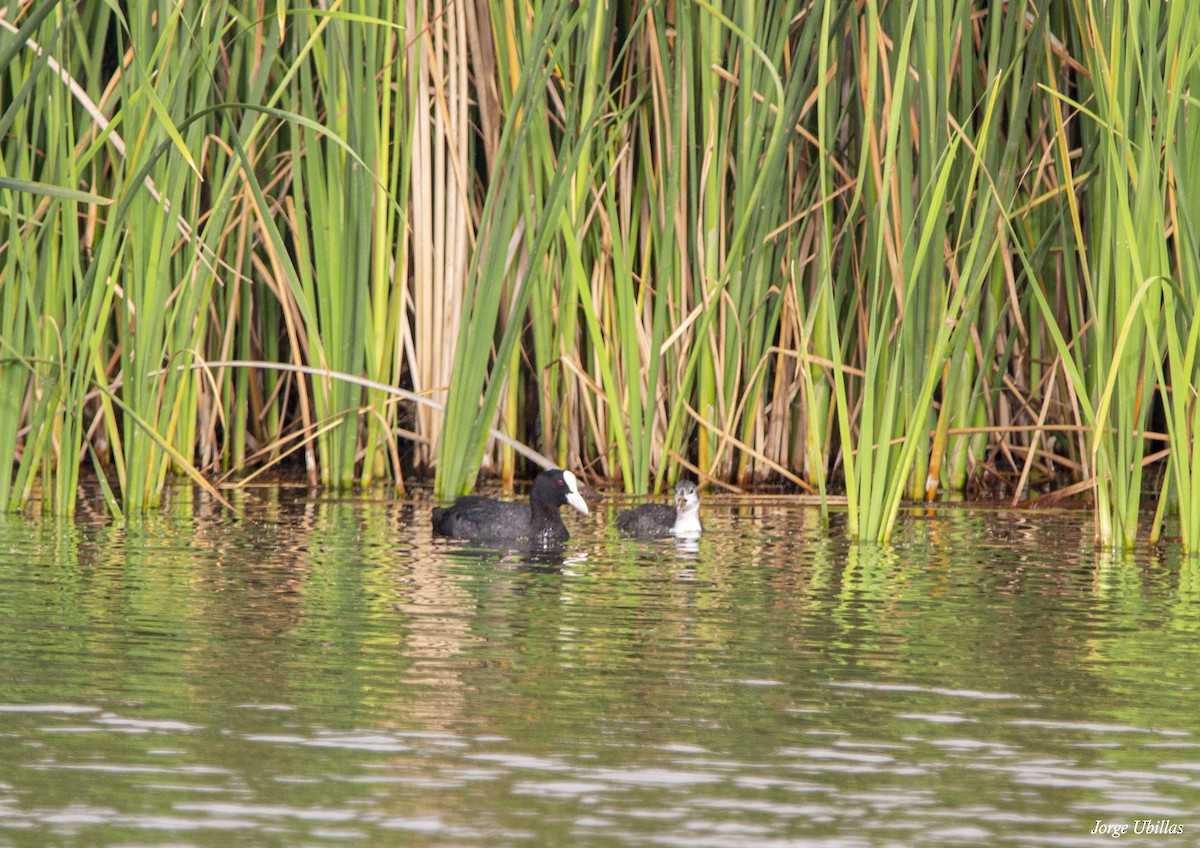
[
  {"xmin": 1, "ymin": 500, "xmax": 1199, "ymax": 846},
  {"xmin": 243, "ymin": 732, "xmax": 412, "ymax": 753},
  {"xmin": 0, "ymin": 704, "xmax": 100, "ymax": 714},
  {"xmin": 827, "ymin": 681, "xmax": 1025, "ymax": 701}
]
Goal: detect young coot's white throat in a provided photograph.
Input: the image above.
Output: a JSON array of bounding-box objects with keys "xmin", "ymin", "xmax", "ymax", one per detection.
[
  {"xmin": 616, "ymin": 479, "xmax": 702, "ymax": 538},
  {"xmin": 432, "ymin": 469, "xmax": 589, "ymax": 545}
]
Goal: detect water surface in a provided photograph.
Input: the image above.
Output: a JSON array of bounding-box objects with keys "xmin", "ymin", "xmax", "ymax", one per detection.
[{"xmin": 0, "ymin": 489, "xmax": 1197, "ymax": 846}]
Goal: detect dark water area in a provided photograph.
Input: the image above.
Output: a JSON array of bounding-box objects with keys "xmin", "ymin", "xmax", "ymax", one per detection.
[{"xmin": 1, "ymin": 488, "xmax": 1198, "ymax": 846}]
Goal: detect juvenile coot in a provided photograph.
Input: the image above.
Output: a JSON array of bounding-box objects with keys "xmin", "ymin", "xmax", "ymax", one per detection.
[
  {"xmin": 431, "ymin": 469, "xmax": 589, "ymax": 545},
  {"xmin": 616, "ymin": 479, "xmax": 702, "ymax": 538}
]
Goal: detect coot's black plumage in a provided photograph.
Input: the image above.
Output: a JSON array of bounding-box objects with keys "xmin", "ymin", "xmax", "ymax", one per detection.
[
  {"xmin": 431, "ymin": 469, "xmax": 589, "ymax": 545},
  {"xmin": 616, "ymin": 479, "xmax": 702, "ymax": 538}
]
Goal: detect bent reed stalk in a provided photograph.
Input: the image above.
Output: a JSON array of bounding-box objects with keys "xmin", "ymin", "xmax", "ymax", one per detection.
[{"xmin": 3, "ymin": 1, "xmax": 1200, "ymax": 550}]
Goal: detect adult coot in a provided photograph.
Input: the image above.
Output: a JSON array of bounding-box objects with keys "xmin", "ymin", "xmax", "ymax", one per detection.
[
  {"xmin": 616, "ymin": 479, "xmax": 702, "ymax": 538},
  {"xmin": 431, "ymin": 469, "xmax": 589, "ymax": 545}
]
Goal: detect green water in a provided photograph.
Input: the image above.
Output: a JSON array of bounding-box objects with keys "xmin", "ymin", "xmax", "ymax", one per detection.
[{"xmin": 0, "ymin": 490, "xmax": 1198, "ymax": 847}]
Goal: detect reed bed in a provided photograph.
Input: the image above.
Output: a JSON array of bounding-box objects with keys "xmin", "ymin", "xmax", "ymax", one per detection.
[{"xmin": 2, "ymin": 0, "xmax": 1199, "ymax": 550}]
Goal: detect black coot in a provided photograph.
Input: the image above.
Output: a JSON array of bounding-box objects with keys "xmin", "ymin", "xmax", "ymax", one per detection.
[
  {"xmin": 616, "ymin": 479, "xmax": 702, "ymax": 538},
  {"xmin": 431, "ymin": 469, "xmax": 589, "ymax": 545}
]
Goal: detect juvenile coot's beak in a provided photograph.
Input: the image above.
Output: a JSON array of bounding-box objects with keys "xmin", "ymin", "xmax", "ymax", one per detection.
[{"xmin": 562, "ymin": 470, "xmax": 590, "ymax": 515}]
